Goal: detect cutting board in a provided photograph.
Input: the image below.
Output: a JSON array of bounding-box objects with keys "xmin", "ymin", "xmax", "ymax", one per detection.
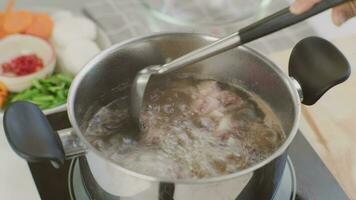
[{"xmin": 270, "ymin": 35, "xmax": 356, "ymax": 200}]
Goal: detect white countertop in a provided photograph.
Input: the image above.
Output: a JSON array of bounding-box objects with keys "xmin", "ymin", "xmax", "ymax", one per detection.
[
  {"xmin": 0, "ymin": 123, "xmax": 40, "ymax": 200},
  {"xmin": 0, "ymin": 1, "xmax": 355, "ymax": 200}
]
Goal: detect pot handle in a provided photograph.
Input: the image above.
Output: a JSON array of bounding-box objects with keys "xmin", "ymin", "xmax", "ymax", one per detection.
[
  {"xmin": 3, "ymin": 101, "xmax": 69, "ymax": 168},
  {"xmin": 289, "ymin": 37, "xmax": 351, "ymax": 105}
]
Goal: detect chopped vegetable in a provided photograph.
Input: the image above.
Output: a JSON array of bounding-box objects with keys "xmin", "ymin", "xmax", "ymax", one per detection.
[
  {"xmin": 52, "ymin": 16, "xmax": 97, "ymax": 47},
  {"xmin": 0, "ymin": 12, "xmax": 8, "ymax": 39},
  {"xmin": 59, "ymin": 39, "xmax": 100, "ymax": 75},
  {"xmin": 51, "ymin": 10, "xmax": 72, "ymax": 22},
  {"xmin": 2, "ymin": 54, "xmax": 44, "ymax": 76},
  {"xmin": 4, "ymin": 11, "xmax": 33, "ymax": 34},
  {"xmin": 0, "ymin": 0, "xmax": 15, "ymax": 39},
  {"xmin": 0, "ymin": 0, "xmax": 54, "ymax": 40},
  {"xmin": 24, "ymin": 13, "xmax": 53, "ymax": 40},
  {"xmin": 7, "ymin": 74, "xmax": 72, "ymax": 109},
  {"xmin": 0, "ymin": 81, "xmax": 8, "ymax": 108}
]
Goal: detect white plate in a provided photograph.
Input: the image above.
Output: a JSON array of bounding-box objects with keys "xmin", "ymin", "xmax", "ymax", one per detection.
[{"xmin": 0, "ymin": 8, "xmax": 112, "ymax": 116}]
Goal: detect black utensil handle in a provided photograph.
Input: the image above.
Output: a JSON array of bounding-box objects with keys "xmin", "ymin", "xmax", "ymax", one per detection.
[
  {"xmin": 239, "ymin": 0, "xmax": 346, "ymax": 44},
  {"xmin": 3, "ymin": 101, "xmax": 65, "ymax": 167},
  {"xmin": 289, "ymin": 37, "xmax": 350, "ymax": 105}
]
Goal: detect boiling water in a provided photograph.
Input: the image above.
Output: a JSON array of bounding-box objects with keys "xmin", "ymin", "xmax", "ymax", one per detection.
[{"xmin": 84, "ymin": 77, "xmax": 285, "ymax": 179}]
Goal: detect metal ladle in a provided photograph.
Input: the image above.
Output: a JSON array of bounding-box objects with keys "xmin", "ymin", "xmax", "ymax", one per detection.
[{"xmin": 131, "ymin": 0, "xmax": 347, "ymax": 127}]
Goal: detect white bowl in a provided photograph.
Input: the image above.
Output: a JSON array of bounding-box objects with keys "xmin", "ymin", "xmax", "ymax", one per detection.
[{"xmin": 0, "ymin": 35, "xmax": 56, "ymax": 92}]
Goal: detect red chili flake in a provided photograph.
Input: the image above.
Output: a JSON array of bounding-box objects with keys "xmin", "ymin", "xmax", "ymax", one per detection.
[{"xmin": 1, "ymin": 54, "xmax": 44, "ymax": 76}]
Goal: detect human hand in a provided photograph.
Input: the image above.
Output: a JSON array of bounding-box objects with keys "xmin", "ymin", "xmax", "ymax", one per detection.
[{"xmin": 290, "ymin": 0, "xmax": 356, "ymax": 26}]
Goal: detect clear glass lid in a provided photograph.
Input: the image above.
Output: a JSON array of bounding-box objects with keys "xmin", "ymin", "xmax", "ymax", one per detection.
[{"xmin": 141, "ymin": 0, "xmax": 272, "ymax": 26}]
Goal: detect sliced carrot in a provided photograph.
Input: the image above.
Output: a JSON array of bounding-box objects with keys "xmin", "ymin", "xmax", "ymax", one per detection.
[
  {"xmin": 0, "ymin": 12, "xmax": 8, "ymax": 39},
  {"xmin": 0, "ymin": 0, "xmax": 15, "ymax": 39},
  {"xmin": 0, "ymin": 12, "xmax": 4, "ymax": 24},
  {"xmin": 4, "ymin": 10, "xmax": 33, "ymax": 34},
  {"xmin": 0, "ymin": 82, "xmax": 8, "ymax": 97},
  {"xmin": 24, "ymin": 13, "xmax": 53, "ymax": 39},
  {"xmin": 0, "ymin": 29, "xmax": 7, "ymax": 39},
  {"xmin": 0, "ymin": 97, "xmax": 5, "ymax": 108},
  {"xmin": 0, "ymin": 81, "xmax": 8, "ymax": 108}
]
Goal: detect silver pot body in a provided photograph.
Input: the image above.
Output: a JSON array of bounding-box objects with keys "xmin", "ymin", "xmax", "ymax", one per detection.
[{"xmin": 66, "ymin": 33, "xmax": 300, "ymax": 199}]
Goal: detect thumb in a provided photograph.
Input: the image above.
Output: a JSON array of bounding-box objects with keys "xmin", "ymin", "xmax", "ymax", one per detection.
[
  {"xmin": 290, "ymin": 0, "xmax": 322, "ymax": 14},
  {"xmin": 332, "ymin": 1, "xmax": 356, "ymax": 26}
]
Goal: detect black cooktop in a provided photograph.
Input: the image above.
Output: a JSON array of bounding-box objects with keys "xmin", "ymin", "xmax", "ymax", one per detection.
[{"xmin": 27, "ymin": 112, "xmax": 349, "ymax": 200}]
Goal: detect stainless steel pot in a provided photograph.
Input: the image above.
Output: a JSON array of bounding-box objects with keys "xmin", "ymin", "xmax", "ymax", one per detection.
[{"xmin": 3, "ymin": 33, "xmax": 350, "ymax": 200}]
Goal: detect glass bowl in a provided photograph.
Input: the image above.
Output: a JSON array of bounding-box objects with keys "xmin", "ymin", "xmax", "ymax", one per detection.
[{"xmin": 141, "ymin": 0, "xmax": 272, "ymax": 27}]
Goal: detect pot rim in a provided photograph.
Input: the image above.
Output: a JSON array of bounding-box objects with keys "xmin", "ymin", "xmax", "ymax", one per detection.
[{"xmin": 67, "ymin": 32, "xmax": 301, "ymax": 184}]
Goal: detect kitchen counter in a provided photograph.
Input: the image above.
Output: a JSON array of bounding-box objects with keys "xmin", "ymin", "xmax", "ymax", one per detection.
[{"xmin": 270, "ymin": 34, "xmax": 356, "ymax": 200}]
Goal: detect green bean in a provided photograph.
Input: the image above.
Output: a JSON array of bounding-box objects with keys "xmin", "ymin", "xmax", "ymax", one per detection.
[{"xmin": 7, "ymin": 74, "xmax": 73, "ymax": 110}]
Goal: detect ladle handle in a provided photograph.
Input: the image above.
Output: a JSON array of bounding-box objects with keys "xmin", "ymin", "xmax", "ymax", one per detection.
[{"xmin": 239, "ymin": 0, "xmax": 347, "ymax": 44}]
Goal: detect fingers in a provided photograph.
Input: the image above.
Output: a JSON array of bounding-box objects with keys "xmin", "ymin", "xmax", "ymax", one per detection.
[
  {"xmin": 332, "ymin": 1, "xmax": 356, "ymax": 26},
  {"xmin": 290, "ymin": 0, "xmax": 322, "ymax": 14}
]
